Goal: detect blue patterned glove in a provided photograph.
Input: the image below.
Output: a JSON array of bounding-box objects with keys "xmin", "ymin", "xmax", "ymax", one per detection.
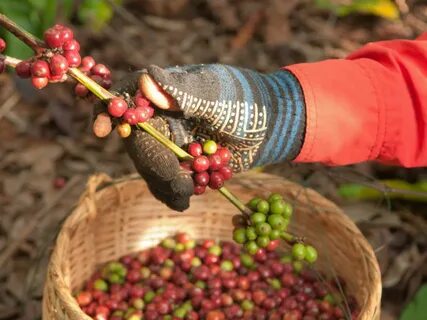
[{"xmin": 143, "ymin": 64, "xmax": 306, "ymax": 172}]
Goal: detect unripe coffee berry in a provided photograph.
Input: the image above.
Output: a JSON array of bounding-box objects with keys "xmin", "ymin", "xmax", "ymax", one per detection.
[
  {"xmin": 117, "ymin": 123, "xmax": 132, "ymax": 138},
  {"xmin": 292, "ymin": 243, "xmax": 306, "ymax": 261},
  {"xmin": 203, "ymin": 140, "xmax": 218, "ymax": 155}
]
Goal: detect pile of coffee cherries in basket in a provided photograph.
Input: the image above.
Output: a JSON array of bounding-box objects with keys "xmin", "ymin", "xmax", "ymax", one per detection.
[{"xmin": 75, "ymin": 233, "xmax": 359, "ymax": 320}]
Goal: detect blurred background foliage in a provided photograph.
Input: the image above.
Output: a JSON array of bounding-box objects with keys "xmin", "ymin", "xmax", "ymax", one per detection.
[{"xmin": 0, "ymin": 0, "xmax": 122, "ymax": 59}]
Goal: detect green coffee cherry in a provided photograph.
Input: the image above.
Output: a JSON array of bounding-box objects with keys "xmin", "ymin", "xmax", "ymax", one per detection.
[
  {"xmin": 144, "ymin": 291, "xmax": 155, "ymax": 303},
  {"xmin": 269, "ymin": 200, "xmax": 286, "ymax": 215},
  {"xmin": 283, "ymin": 203, "xmax": 293, "ymax": 219},
  {"xmin": 293, "ymin": 260, "xmax": 303, "ymax": 273},
  {"xmin": 208, "ymin": 245, "xmax": 222, "ymax": 256},
  {"xmin": 245, "ymin": 227, "xmax": 257, "ymax": 240},
  {"xmin": 247, "ymin": 197, "xmax": 262, "ymax": 210},
  {"xmin": 245, "ymin": 241, "xmax": 259, "ymax": 255},
  {"xmin": 240, "ymin": 254, "xmax": 254, "ymax": 268},
  {"xmin": 268, "ymin": 214, "xmax": 287, "ymax": 230},
  {"xmin": 256, "ymin": 200, "xmax": 270, "ymax": 214},
  {"xmin": 233, "ymin": 228, "xmax": 247, "ymax": 244},
  {"xmin": 203, "ymin": 140, "xmax": 218, "ymax": 155},
  {"xmin": 241, "ymin": 299, "xmax": 254, "ymax": 311},
  {"xmin": 250, "ymin": 212, "xmax": 266, "ymax": 224},
  {"xmin": 269, "ymin": 229, "xmax": 281, "ymax": 240},
  {"xmin": 292, "ymin": 243, "xmax": 306, "ymax": 261},
  {"xmin": 94, "ymin": 279, "xmax": 108, "ymax": 291},
  {"xmin": 221, "ymin": 260, "xmax": 234, "ymax": 271},
  {"xmin": 304, "ymin": 245, "xmax": 318, "ymax": 264},
  {"xmin": 256, "ymin": 236, "xmax": 270, "ymax": 248},
  {"xmin": 268, "ymin": 278, "xmax": 282, "ymax": 290},
  {"xmin": 268, "ymin": 193, "xmax": 283, "ymax": 203},
  {"xmin": 255, "ymin": 222, "xmax": 272, "ymax": 236},
  {"xmin": 161, "ymin": 238, "xmax": 176, "ymax": 249}
]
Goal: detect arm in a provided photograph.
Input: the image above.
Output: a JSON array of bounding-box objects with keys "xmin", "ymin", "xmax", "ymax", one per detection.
[{"xmin": 288, "ymin": 33, "xmax": 427, "ymax": 167}]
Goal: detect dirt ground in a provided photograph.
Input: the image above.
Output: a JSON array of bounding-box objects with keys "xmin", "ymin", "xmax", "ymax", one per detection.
[{"xmin": 0, "ymin": 0, "xmax": 426, "ymax": 319}]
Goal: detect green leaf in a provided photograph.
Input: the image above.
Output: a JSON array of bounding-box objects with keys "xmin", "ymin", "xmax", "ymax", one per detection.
[
  {"xmin": 78, "ymin": 0, "xmax": 114, "ymax": 31},
  {"xmin": 314, "ymin": 0, "xmax": 399, "ymax": 20},
  {"xmin": 338, "ymin": 180, "xmax": 427, "ymax": 202},
  {"xmin": 0, "ymin": 1, "xmax": 36, "ymax": 59},
  {"xmin": 400, "ymin": 285, "xmax": 427, "ymax": 320}
]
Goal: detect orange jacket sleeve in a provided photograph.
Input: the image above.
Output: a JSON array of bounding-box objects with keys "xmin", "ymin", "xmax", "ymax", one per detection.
[{"xmin": 286, "ymin": 33, "xmax": 427, "ymax": 167}]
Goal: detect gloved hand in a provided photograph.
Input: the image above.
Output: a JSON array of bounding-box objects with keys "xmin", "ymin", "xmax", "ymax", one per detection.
[{"xmin": 95, "ymin": 64, "xmax": 306, "ymax": 211}]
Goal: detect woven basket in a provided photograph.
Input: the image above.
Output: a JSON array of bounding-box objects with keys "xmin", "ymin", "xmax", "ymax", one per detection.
[{"xmin": 43, "ymin": 172, "xmax": 381, "ymax": 319}]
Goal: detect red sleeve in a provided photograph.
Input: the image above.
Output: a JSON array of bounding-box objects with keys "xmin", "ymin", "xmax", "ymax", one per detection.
[{"xmin": 286, "ymin": 33, "xmax": 427, "ymax": 167}]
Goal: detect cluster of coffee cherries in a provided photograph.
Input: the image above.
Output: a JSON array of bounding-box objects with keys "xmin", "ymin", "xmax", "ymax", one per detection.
[
  {"xmin": 74, "ymin": 57, "xmax": 112, "ymax": 97},
  {"xmin": 11, "ymin": 24, "xmax": 76, "ymax": 88},
  {"xmin": 0, "ymin": 37, "xmax": 6, "ymax": 73},
  {"xmin": 181, "ymin": 140, "xmax": 233, "ymax": 195},
  {"xmin": 233, "ymin": 194, "xmax": 318, "ymax": 263},
  {"xmin": 103, "ymin": 89, "xmax": 155, "ymax": 139},
  {"xmin": 75, "ymin": 233, "xmax": 357, "ymax": 320}
]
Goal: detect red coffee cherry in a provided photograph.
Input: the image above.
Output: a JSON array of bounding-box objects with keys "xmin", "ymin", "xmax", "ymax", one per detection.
[
  {"xmin": 107, "ymin": 98, "xmax": 128, "ymax": 118},
  {"xmin": 49, "ymin": 54, "xmax": 69, "ymax": 76},
  {"xmin": 31, "ymin": 60, "xmax": 50, "ymax": 77},
  {"xmin": 15, "ymin": 61, "xmax": 32, "ymax": 78}
]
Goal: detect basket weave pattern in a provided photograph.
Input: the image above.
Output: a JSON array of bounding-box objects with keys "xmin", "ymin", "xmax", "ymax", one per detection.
[{"xmin": 43, "ymin": 172, "xmax": 381, "ymax": 319}]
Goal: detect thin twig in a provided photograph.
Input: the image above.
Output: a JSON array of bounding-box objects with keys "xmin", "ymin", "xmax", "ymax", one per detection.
[
  {"xmin": 0, "ymin": 54, "xmax": 21, "ymax": 68},
  {"xmin": 0, "ymin": 14, "xmax": 45, "ymax": 52}
]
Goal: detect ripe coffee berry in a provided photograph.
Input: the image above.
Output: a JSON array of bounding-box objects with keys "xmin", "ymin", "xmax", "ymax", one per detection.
[
  {"xmin": 192, "ymin": 156, "xmax": 210, "ymax": 173},
  {"xmin": 49, "ymin": 54, "xmax": 69, "ymax": 76},
  {"xmin": 208, "ymin": 154, "xmax": 222, "ymax": 171},
  {"xmin": 74, "ymin": 83, "xmax": 89, "ymax": 97},
  {"xmin": 91, "ymin": 64, "xmax": 111, "ymax": 78},
  {"xmin": 188, "ymin": 142, "xmax": 203, "ymax": 157},
  {"xmin": 63, "ymin": 50, "xmax": 81, "ymax": 67},
  {"xmin": 108, "ymin": 98, "xmax": 128, "ymax": 118},
  {"xmin": 31, "ymin": 60, "xmax": 50, "ymax": 77},
  {"xmin": 123, "ymin": 108, "xmax": 139, "ymax": 125},
  {"xmin": 0, "ymin": 38, "xmax": 6, "ymax": 53},
  {"xmin": 63, "ymin": 39, "xmax": 80, "ymax": 51},
  {"xmin": 134, "ymin": 106, "xmax": 151, "ymax": 123},
  {"xmin": 194, "ymin": 185, "xmax": 206, "ymax": 195},
  {"xmin": 31, "ymin": 76, "xmax": 48, "ymax": 89},
  {"xmin": 218, "ymin": 166, "xmax": 232, "ymax": 180},
  {"xmin": 15, "ymin": 61, "xmax": 31, "ymax": 78},
  {"xmin": 44, "ymin": 26, "xmax": 65, "ymax": 48},
  {"xmin": 194, "ymin": 172, "xmax": 209, "ymax": 186},
  {"xmin": 81, "ymin": 56, "xmax": 96, "ymax": 70},
  {"xmin": 209, "ymin": 172, "xmax": 224, "ymax": 189}
]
